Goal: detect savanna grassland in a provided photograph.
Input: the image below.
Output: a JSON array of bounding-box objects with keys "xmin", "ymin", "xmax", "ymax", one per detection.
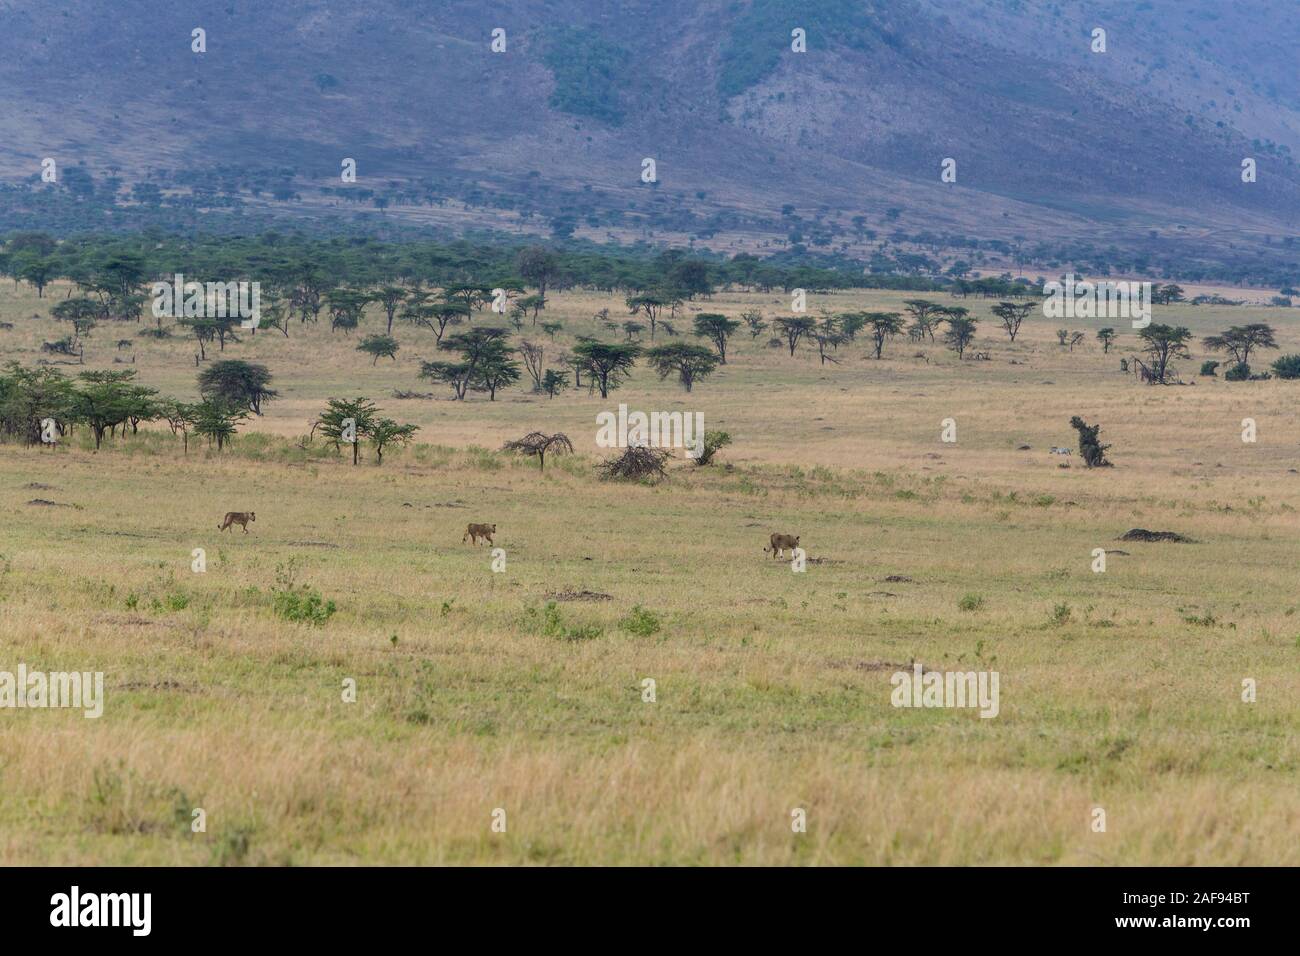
[{"xmin": 1, "ymin": 280, "xmax": 1298, "ymax": 865}]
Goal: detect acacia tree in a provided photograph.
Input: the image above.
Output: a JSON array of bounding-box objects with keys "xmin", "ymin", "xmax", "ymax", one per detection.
[
  {"xmin": 516, "ymin": 294, "xmax": 545, "ymax": 323},
  {"xmin": 572, "ymin": 341, "xmax": 639, "ymax": 398},
  {"xmin": 865, "ymin": 312, "xmax": 904, "ymax": 359},
  {"xmin": 471, "ymin": 343, "xmax": 522, "ymax": 400},
  {"xmin": 1097, "ymin": 328, "xmax": 1116, "ymax": 353},
  {"xmin": 516, "ymin": 246, "xmax": 560, "ymax": 304},
  {"xmin": 541, "ymin": 369, "xmax": 569, "ymax": 398},
  {"xmin": 192, "ymin": 399, "xmax": 247, "ymax": 452},
  {"xmin": 1202, "ymin": 324, "xmax": 1277, "ymax": 373},
  {"xmin": 626, "ymin": 293, "xmax": 668, "ymax": 339},
  {"xmin": 808, "ymin": 316, "xmax": 846, "ymax": 365},
  {"xmin": 0, "ymin": 363, "xmax": 75, "ymax": 444},
  {"xmin": 367, "ymin": 418, "xmax": 418, "ymax": 463},
  {"xmin": 198, "ymin": 360, "xmax": 277, "ymax": 415},
  {"xmin": 19, "ymin": 256, "xmax": 55, "ymax": 298},
  {"xmin": 313, "ymin": 396, "xmax": 378, "ymax": 464},
  {"xmin": 444, "ymin": 283, "xmax": 491, "ymax": 316},
  {"xmin": 903, "ymin": 299, "xmax": 943, "ymax": 341},
  {"xmin": 1152, "ymin": 283, "xmax": 1186, "ymax": 305},
  {"xmin": 52, "ymin": 298, "xmax": 100, "ymax": 348},
  {"xmin": 120, "ymin": 380, "xmax": 162, "ymax": 435},
  {"xmin": 519, "ymin": 340, "xmax": 546, "ymax": 390},
  {"xmin": 420, "ymin": 359, "xmax": 474, "ymax": 399},
  {"xmin": 942, "ymin": 314, "xmax": 979, "ymax": 358},
  {"xmin": 358, "ymin": 334, "xmax": 400, "ymax": 365},
  {"xmin": 741, "ymin": 310, "xmax": 767, "ymax": 340},
  {"xmin": 403, "ymin": 299, "xmax": 466, "ymax": 342},
  {"xmin": 179, "ymin": 317, "xmax": 219, "ymax": 360},
  {"xmin": 290, "ymin": 262, "xmax": 331, "ymax": 324},
  {"xmin": 1138, "ymin": 324, "xmax": 1192, "ymax": 383},
  {"xmin": 774, "ymin": 316, "xmax": 815, "ymax": 356},
  {"xmin": 161, "ymin": 400, "xmax": 197, "ymax": 454},
  {"xmin": 990, "ymin": 301, "xmax": 1033, "ymax": 342},
  {"xmin": 421, "ymin": 327, "xmax": 515, "ymax": 400},
  {"xmin": 327, "ymin": 289, "xmax": 371, "ymax": 335},
  {"xmin": 502, "ymin": 431, "xmax": 574, "ymax": 472},
  {"xmin": 71, "ymin": 372, "xmax": 136, "ymax": 449},
  {"xmin": 645, "ymin": 342, "xmax": 718, "ymax": 392},
  {"xmin": 374, "ymin": 286, "xmax": 408, "ymax": 334},
  {"xmin": 693, "ymin": 313, "xmax": 739, "ymax": 364}
]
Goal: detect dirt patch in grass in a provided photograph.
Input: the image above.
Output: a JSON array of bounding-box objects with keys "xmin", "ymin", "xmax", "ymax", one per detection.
[
  {"xmin": 546, "ymin": 589, "xmax": 612, "ymax": 602},
  {"xmin": 1119, "ymin": 529, "xmax": 1194, "ymax": 543},
  {"xmin": 115, "ymin": 679, "xmax": 196, "ymax": 692}
]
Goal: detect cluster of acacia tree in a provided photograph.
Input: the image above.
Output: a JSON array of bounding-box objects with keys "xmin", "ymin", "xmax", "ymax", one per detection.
[
  {"xmin": 0, "ymin": 361, "xmax": 249, "ymax": 451},
  {"xmin": 0, "ymin": 357, "xmax": 418, "ymax": 462}
]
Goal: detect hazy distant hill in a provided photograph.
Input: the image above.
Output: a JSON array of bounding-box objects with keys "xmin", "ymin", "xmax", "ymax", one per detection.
[{"xmin": 1, "ymin": 0, "xmax": 1298, "ymax": 279}]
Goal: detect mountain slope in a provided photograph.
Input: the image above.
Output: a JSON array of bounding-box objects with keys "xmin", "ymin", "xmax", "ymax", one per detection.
[{"xmin": 0, "ymin": 0, "xmax": 1297, "ymax": 279}]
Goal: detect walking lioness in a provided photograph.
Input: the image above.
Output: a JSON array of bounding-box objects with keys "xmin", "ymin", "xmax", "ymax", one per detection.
[
  {"xmin": 219, "ymin": 511, "xmax": 255, "ymax": 533},
  {"xmin": 463, "ymin": 522, "xmax": 496, "ymax": 546},
  {"xmin": 764, "ymin": 533, "xmax": 800, "ymax": 558}
]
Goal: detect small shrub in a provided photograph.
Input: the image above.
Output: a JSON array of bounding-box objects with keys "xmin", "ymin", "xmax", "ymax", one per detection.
[
  {"xmin": 619, "ymin": 605, "xmax": 662, "ymax": 637},
  {"xmin": 534, "ymin": 600, "xmax": 603, "ymax": 642},
  {"xmin": 1200, "ymin": 360, "xmax": 1220, "ymax": 376},
  {"xmin": 693, "ymin": 430, "xmax": 732, "ymax": 466},
  {"xmin": 958, "ymin": 593, "xmax": 984, "ymax": 612},
  {"xmin": 1224, "ymin": 362, "xmax": 1250, "ymax": 381},
  {"xmin": 272, "ymin": 587, "xmax": 337, "ymax": 625},
  {"xmin": 1069, "ymin": 416, "xmax": 1112, "ymax": 468},
  {"xmin": 1272, "ymin": 355, "xmax": 1300, "ymax": 379},
  {"xmin": 1050, "ymin": 603, "xmax": 1072, "ymax": 626}
]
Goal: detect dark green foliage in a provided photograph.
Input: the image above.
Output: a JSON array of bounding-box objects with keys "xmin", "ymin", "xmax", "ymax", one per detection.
[
  {"xmin": 1270, "ymin": 354, "xmax": 1300, "ymax": 379},
  {"xmin": 718, "ymin": 0, "xmax": 877, "ymax": 98},
  {"xmin": 543, "ymin": 28, "xmax": 629, "ymax": 125},
  {"xmin": 644, "ymin": 342, "xmax": 718, "ymax": 392},
  {"xmin": 619, "ymin": 605, "xmax": 662, "ymax": 637},
  {"xmin": 694, "ymin": 430, "xmax": 731, "ymax": 467},
  {"xmin": 197, "ymin": 360, "xmax": 277, "ymax": 414},
  {"xmin": 1069, "ymin": 416, "xmax": 1112, "ymax": 468}
]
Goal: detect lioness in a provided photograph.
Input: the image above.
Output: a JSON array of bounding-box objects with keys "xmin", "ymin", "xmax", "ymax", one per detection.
[
  {"xmin": 764, "ymin": 533, "xmax": 800, "ymax": 558},
  {"xmin": 219, "ymin": 511, "xmax": 255, "ymax": 533},
  {"xmin": 463, "ymin": 522, "xmax": 496, "ymax": 546}
]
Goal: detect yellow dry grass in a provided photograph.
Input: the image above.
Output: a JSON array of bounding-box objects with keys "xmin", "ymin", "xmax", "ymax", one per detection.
[{"xmin": 0, "ymin": 280, "xmax": 1296, "ymax": 864}]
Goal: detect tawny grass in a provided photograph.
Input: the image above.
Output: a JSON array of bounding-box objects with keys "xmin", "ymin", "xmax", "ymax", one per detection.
[{"xmin": 0, "ymin": 281, "xmax": 1296, "ymax": 864}]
